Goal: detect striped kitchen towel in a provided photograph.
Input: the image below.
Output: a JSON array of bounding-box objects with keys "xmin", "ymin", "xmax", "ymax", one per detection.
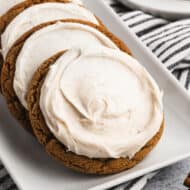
[
  {"xmin": 107, "ymin": 0, "xmax": 190, "ymax": 93},
  {"xmin": 0, "ymin": 163, "xmax": 17, "ymax": 190}
]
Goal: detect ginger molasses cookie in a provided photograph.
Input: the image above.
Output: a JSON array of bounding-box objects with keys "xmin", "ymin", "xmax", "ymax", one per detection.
[
  {"xmin": 1, "ymin": 2, "xmax": 100, "ymax": 59},
  {"xmin": 0, "ymin": 0, "xmax": 101, "ymax": 93},
  {"xmin": 27, "ymin": 47, "xmax": 164, "ymax": 174},
  {"xmin": 1, "ymin": 19, "xmax": 131, "ymax": 133},
  {"xmin": 0, "ymin": 0, "xmax": 71, "ymax": 36},
  {"xmin": 0, "ymin": 0, "xmax": 69, "ymax": 90}
]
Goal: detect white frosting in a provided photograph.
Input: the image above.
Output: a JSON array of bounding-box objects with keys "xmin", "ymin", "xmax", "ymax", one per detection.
[
  {"xmin": 14, "ymin": 22, "xmax": 118, "ymax": 109},
  {"xmin": 0, "ymin": 0, "xmax": 25, "ymax": 16},
  {"xmin": 40, "ymin": 47, "xmax": 163, "ymax": 159},
  {"xmin": 1, "ymin": 3, "xmax": 99, "ymax": 59}
]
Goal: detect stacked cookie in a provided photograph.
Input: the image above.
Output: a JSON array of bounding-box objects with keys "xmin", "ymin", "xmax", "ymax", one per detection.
[{"xmin": 0, "ymin": 0, "xmax": 164, "ymax": 174}]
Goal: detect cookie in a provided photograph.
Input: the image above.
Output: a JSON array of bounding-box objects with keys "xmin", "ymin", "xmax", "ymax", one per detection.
[
  {"xmin": 1, "ymin": 19, "xmax": 131, "ymax": 133},
  {"xmin": 0, "ymin": 0, "xmax": 70, "ymax": 35},
  {"xmin": 27, "ymin": 50, "xmax": 164, "ymax": 175},
  {"xmin": 0, "ymin": 0, "xmax": 69, "ymax": 92},
  {"xmin": 1, "ymin": 2, "xmax": 101, "ymax": 59}
]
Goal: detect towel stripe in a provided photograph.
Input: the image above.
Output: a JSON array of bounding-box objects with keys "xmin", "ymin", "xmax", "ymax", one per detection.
[
  {"xmin": 0, "ymin": 165, "xmax": 4, "ymax": 170},
  {"xmin": 145, "ymin": 27, "xmax": 190, "ymax": 47},
  {"xmin": 6, "ymin": 184, "xmax": 18, "ymax": 190},
  {"xmin": 153, "ymin": 30, "xmax": 190, "ymax": 54},
  {"xmin": 0, "ymin": 175, "xmax": 10, "ymax": 184},
  {"xmin": 0, "ymin": 163, "xmax": 18, "ymax": 190},
  {"xmin": 128, "ymin": 17, "xmax": 155, "ymax": 28},
  {"xmin": 136, "ymin": 23, "xmax": 165, "ymax": 37}
]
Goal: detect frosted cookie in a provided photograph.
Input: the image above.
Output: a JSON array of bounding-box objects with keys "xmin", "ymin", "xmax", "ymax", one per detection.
[
  {"xmin": 27, "ymin": 47, "xmax": 164, "ymax": 174},
  {"xmin": 1, "ymin": 2, "xmax": 100, "ymax": 58},
  {"xmin": 0, "ymin": 0, "xmax": 70, "ymax": 35},
  {"xmin": 0, "ymin": 0, "xmax": 70, "ymax": 90},
  {"xmin": 1, "ymin": 20, "xmax": 131, "ymax": 132}
]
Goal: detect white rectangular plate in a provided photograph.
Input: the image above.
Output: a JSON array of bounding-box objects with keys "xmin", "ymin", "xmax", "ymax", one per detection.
[{"xmin": 0, "ymin": 0, "xmax": 190, "ymax": 190}]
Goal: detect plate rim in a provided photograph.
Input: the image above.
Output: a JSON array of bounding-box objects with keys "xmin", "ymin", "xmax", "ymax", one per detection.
[{"xmin": 118, "ymin": 0, "xmax": 190, "ymax": 19}]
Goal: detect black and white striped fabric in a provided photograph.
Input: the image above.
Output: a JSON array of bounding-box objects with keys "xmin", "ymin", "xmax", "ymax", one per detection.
[
  {"xmin": 107, "ymin": 0, "xmax": 190, "ymax": 93},
  {"xmin": 0, "ymin": 163, "xmax": 17, "ymax": 190},
  {"xmin": 1, "ymin": 1, "xmax": 190, "ymax": 190}
]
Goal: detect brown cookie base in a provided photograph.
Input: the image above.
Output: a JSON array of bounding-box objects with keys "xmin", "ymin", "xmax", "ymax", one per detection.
[
  {"xmin": 27, "ymin": 51, "xmax": 164, "ymax": 175},
  {"xmin": 1, "ymin": 19, "xmax": 132, "ymax": 133}
]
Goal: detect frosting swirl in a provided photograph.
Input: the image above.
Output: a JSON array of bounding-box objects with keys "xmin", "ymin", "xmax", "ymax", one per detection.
[
  {"xmin": 14, "ymin": 22, "xmax": 118, "ymax": 109},
  {"xmin": 1, "ymin": 2, "xmax": 99, "ymax": 58},
  {"xmin": 40, "ymin": 47, "xmax": 163, "ymax": 159}
]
